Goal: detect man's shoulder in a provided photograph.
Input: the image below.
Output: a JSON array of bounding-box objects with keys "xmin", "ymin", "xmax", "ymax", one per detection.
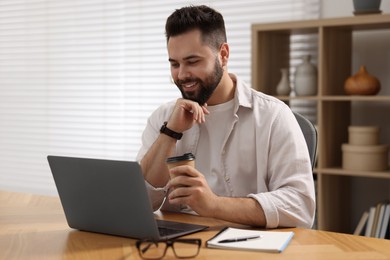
[
  {"xmin": 147, "ymin": 100, "xmax": 177, "ymax": 124},
  {"xmin": 234, "ymin": 74, "xmax": 286, "ymax": 110},
  {"xmin": 152, "ymin": 100, "xmax": 176, "ymax": 114},
  {"xmin": 249, "ymin": 88, "xmax": 288, "ymax": 112},
  {"xmin": 251, "ymin": 89, "xmax": 282, "ymax": 102}
]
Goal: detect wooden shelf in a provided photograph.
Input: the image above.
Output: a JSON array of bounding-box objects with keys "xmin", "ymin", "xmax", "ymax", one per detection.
[
  {"xmin": 321, "ymin": 96, "xmax": 390, "ymax": 101},
  {"xmin": 252, "ymin": 13, "xmax": 390, "ymax": 234},
  {"xmin": 251, "ymin": 13, "xmax": 390, "ymax": 31},
  {"xmin": 317, "ymin": 168, "xmax": 390, "ymax": 179},
  {"xmin": 276, "ymin": 96, "xmax": 390, "ymax": 102}
]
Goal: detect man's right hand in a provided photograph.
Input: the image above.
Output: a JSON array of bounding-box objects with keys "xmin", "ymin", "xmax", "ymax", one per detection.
[{"xmin": 166, "ymin": 98, "xmax": 210, "ymax": 133}]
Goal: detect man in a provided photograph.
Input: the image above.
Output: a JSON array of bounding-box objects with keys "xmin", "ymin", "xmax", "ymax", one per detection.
[{"xmin": 136, "ymin": 5, "xmax": 315, "ymax": 228}]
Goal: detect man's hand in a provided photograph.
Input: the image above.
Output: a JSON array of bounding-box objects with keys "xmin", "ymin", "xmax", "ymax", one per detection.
[
  {"xmin": 166, "ymin": 98, "xmax": 209, "ymax": 133},
  {"xmin": 167, "ymin": 165, "xmax": 218, "ymax": 217}
]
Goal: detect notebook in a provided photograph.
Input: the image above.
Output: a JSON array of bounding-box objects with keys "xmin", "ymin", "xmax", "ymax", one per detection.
[
  {"xmin": 47, "ymin": 155, "xmax": 208, "ymax": 240},
  {"xmin": 206, "ymin": 227, "xmax": 294, "ymax": 253}
]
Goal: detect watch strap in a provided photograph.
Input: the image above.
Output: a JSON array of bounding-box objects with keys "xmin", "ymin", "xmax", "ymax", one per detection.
[{"xmin": 160, "ymin": 121, "xmax": 183, "ymax": 140}]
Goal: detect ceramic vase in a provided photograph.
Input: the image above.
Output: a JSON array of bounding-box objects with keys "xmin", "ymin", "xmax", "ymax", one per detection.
[
  {"xmin": 344, "ymin": 65, "xmax": 381, "ymax": 95},
  {"xmin": 294, "ymin": 55, "xmax": 317, "ymax": 96},
  {"xmin": 353, "ymin": 0, "xmax": 381, "ymax": 14},
  {"xmin": 276, "ymin": 68, "xmax": 291, "ymax": 96}
]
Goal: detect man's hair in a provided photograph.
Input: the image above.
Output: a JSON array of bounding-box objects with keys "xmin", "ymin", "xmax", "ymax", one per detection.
[{"xmin": 165, "ymin": 5, "xmax": 227, "ymax": 51}]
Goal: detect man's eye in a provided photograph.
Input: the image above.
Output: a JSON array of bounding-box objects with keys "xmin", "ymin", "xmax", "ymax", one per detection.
[
  {"xmin": 170, "ymin": 63, "xmax": 179, "ymax": 68},
  {"xmin": 188, "ymin": 60, "xmax": 199, "ymax": 65}
]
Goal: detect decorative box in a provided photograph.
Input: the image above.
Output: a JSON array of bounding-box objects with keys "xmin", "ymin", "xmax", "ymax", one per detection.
[{"xmin": 342, "ymin": 144, "xmax": 389, "ymax": 171}]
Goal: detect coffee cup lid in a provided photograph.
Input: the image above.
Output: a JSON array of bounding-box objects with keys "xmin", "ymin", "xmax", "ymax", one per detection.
[{"xmin": 166, "ymin": 153, "xmax": 195, "ymax": 163}]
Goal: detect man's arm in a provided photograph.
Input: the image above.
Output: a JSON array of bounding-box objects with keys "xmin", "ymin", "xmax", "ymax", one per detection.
[
  {"xmin": 168, "ymin": 165, "xmax": 266, "ymax": 226},
  {"xmin": 212, "ymin": 197, "xmax": 266, "ymax": 226},
  {"xmin": 140, "ymin": 98, "xmax": 209, "ymax": 188},
  {"xmin": 140, "ymin": 133, "xmax": 177, "ymax": 188}
]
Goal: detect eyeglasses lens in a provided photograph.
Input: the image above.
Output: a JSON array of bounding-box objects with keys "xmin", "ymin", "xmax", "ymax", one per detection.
[
  {"xmin": 139, "ymin": 241, "xmax": 166, "ymax": 259},
  {"xmin": 172, "ymin": 240, "xmax": 200, "ymax": 258}
]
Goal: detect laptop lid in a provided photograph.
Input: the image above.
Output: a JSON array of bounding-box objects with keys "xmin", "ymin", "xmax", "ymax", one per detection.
[{"xmin": 47, "ymin": 155, "xmax": 207, "ymax": 240}]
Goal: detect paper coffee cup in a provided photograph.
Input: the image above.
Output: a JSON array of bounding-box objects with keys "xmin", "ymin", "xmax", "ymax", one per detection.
[{"xmin": 166, "ymin": 153, "xmax": 195, "ymax": 179}]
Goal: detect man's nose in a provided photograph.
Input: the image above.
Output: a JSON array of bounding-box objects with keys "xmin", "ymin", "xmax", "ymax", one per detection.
[{"xmin": 178, "ymin": 65, "xmax": 190, "ymax": 80}]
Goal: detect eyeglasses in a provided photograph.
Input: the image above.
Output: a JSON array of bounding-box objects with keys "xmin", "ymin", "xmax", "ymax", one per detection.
[{"xmin": 136, "ymin": 238, "xmax": 202, "ymax": 259}]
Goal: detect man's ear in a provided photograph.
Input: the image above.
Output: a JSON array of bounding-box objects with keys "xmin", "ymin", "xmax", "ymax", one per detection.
[{"xmin": 219, "ymin": 43, "xmax": 229, "ymax": 67}]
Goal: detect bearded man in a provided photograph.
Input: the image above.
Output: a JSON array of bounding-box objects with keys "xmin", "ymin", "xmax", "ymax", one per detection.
[{"xmin": 136, "ymin": 5, "xmax": 315, "ymax": 228}]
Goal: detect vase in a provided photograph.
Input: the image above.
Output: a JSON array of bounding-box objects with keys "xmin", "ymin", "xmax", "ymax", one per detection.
[
  {"xmin": 294, "ymin": 55, "xmax": 317, "ymax": 96},
  {"xmin": 276, "ymin": 68, "xmax": 291, "ymax": 95},
  {"xmin": 353, "ymin": 0, "xmax": 381, "ymax": 14},
  {"xmin": 344, "ymin": 65, "xmax": 381, "ymax": 95}
]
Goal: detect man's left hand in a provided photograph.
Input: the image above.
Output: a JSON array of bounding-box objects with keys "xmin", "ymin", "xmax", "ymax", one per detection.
[{"xmin": 167, "ymin": 165, "xmax": 218, "ymax": 217}]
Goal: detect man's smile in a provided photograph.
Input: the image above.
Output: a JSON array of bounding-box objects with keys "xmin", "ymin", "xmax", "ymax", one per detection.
[
  {"xmin": 181, "ymin": 81, "xmax": 199, "ymax": 91},
  {"xmin": 183, "ymin": 82, "xmax": 196, "ymax": 88}
]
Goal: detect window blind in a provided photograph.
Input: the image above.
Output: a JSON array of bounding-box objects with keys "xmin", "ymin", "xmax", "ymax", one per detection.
[{"xmin": 0, "ymin": 0, "xmax": 319, "ymax": 195}]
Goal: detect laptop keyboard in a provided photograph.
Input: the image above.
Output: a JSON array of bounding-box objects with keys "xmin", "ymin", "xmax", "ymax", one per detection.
[{"xmin": 158, "ymin": 226, "xmax": 185, "ymax": 237}]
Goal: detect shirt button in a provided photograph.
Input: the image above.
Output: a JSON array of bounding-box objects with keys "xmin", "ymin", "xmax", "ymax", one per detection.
[{"xmin": 225, "ymin": 176, "xmax": 230, "ymax": 182}]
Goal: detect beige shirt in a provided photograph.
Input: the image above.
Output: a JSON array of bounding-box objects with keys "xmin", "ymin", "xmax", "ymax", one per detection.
[{"xmin": 136, "ymin": 74, "xmax": 316, "ymax": 228}]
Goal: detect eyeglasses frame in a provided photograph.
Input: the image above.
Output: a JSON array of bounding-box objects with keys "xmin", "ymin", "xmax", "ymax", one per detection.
[{"xmin": 136, "ymin": 238, "xmax": 202, "ymax": 259}]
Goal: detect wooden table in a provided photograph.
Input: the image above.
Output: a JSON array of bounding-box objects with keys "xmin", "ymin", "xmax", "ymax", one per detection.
[{"xmin": 1, "ymin": 190, "xmax": 389, "ymax": 259}]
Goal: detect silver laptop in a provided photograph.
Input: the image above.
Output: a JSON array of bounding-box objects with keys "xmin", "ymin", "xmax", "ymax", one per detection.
[{"xmin": 47, "ymin": 155, "xmax": 208, "ymax": 240}]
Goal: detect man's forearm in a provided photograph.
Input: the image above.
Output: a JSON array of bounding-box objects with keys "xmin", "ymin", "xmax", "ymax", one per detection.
[
  {"xmin": 211, "ymin": 197, "xmax": 266, "ymax": 227},
  {"xmin": 140, "ymin": 134, "xmax": 177, "ymax": 188}
]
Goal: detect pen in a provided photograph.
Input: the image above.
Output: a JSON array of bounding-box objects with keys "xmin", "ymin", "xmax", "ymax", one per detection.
[{"xmin": 218, "ymin": 235, "xmax": 261, "ymax": 243}]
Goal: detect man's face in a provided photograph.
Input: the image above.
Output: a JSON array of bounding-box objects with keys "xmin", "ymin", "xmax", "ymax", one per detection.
[{"xmin": 167, "ymin": 30, "xmax": 223, "ymax": 105}]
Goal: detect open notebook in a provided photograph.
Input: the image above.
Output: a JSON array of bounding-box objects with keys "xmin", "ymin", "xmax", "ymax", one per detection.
[{"xmin": 207, "ymin": 227, "xmax": 294, "ymax": 253}]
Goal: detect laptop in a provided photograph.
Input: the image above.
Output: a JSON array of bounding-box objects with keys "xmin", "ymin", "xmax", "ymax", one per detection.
[{"xmin": 47, "ymin": 155, "xmax": 208, "ymax": 240}]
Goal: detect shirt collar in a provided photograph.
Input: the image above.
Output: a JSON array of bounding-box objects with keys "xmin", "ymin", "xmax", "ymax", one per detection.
[{"xmin": 229, "ymin": 73, "xmax": 253, "ymax": 112}]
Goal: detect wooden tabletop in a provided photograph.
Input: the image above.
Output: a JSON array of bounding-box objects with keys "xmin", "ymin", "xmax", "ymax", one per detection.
[{"xmin": 1, "ymin": 190, "xmax": 389, "ymax": 259}]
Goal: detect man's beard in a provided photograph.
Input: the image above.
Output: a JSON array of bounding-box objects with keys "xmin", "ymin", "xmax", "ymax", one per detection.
[{"xmin": 175, "ymin": 58, "xmax": 223, "ymax": 106}]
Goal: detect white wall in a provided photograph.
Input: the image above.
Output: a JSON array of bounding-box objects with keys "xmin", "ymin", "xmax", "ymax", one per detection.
[{"xmin": 321, "ymin": 0, "xmax": 390, "ymax": 233}]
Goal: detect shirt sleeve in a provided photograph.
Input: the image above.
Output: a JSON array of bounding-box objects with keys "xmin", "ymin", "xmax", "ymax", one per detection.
[
  {"xmin": 144, "ymin": 181, "xmax": 194, "ymax": 213},
  {"xmin": 136, "ymin": 101, "xmax": 176, "ymax": 211},
  {"xmin": 249, "ymin": 106, "xmax": 316, "ymax": 229},
  {"xmin": 144, "ymin": 181, "xmax": 168, "ymax": 211},
  {"xmin": 136, "ymin": 101, "xmax": 175, "ymax": 163}
]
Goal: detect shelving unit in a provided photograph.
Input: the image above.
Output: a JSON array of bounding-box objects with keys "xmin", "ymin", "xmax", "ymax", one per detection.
[{"xmin": 251, "ymin": 14, "xmax": 390, "ymax": 234}]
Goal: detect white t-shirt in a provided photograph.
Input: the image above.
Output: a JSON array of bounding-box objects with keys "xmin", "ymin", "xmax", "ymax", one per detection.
[{"xmin": 197, "ymin": 99, "xmax": 235, "ymax": 196}]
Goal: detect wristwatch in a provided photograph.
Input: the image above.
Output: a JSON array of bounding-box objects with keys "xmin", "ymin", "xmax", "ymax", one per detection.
[{"xmin": 160, "ymin": 121, "xmax": 183, "ymax": 140}]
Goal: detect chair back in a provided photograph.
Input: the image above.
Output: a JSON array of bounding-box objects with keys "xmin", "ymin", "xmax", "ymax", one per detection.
[{"xmin": 293, "ymin": 112, "xmax": 317, "ymax": 169}]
